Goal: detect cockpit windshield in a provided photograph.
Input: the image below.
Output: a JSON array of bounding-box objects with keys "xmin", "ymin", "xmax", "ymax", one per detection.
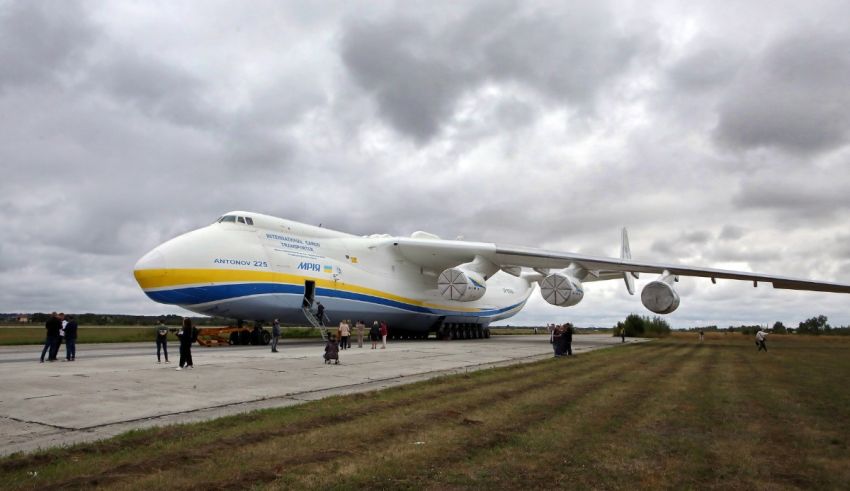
[{"xmin": 217, "ymin": 215, "xmax": 254, "ymax": 225}]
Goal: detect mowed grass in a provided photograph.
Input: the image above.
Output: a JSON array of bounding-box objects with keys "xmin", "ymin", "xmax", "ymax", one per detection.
[
  {"xmin": 0, "ymin": 326, "xmax": 155, "ymax": 345},
  {"xmin": 0, "ymin": 326, "xmax": 323, "ymax": 345},
  {"xmin": 1, "ymin": 333, "xmax": 848, "ymax": 489}
]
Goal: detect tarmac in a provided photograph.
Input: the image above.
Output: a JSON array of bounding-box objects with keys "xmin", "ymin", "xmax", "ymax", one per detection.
[{"xmin": 0, "ymin": 334, "xmax": 640, "ymax": 456}]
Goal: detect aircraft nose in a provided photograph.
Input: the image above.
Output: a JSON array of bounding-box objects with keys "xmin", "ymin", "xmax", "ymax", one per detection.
[{"xmin": 134, "ymin": 248, "xmax": 169, "ymax": 287}]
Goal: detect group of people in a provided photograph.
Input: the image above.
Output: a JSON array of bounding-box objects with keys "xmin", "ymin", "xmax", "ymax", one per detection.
[
  {"xmin": 153, "ymin": 318, "xmax": 197, "ymax": 370},
  {"xmin": 324, "ymin": 320, "xmax": 388, "ymax": 364},
  {"xmin": 548, "ymin": 323, "xmax": 575, "ymax": 357},
  {"xmin": 40, "ymin": 312, "xmax": 78, "ymax": 362}
]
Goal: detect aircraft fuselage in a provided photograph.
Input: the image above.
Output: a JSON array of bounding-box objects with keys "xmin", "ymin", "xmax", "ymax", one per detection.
[{"xmin": 134, "ymin": 211, "xmax": 534, "ymax": 332}]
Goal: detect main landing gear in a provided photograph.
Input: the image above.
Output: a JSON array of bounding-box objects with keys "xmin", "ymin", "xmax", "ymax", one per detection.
[{"xmin": 436, "ymin": 323, "xmax": 490, "ymax": 340}]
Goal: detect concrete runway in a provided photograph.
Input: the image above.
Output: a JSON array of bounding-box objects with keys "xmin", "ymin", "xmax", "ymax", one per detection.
[{"xmin": 0, "ymin": 334, "xmax": 639, "ymax": 456}]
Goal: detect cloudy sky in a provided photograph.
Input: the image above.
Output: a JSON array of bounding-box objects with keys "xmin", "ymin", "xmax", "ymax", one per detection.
[{"xmin": 2, "ymin": 0, "xmax": 849, "ymax": 328}]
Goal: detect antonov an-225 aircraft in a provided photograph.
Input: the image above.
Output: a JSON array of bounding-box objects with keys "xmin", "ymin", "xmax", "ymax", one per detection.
[{"xmin": 134, "ymin": 211, "xmax": 850, "ymax": 339}]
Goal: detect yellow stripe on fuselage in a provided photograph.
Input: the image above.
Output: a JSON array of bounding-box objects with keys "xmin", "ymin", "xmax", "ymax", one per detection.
[{"xmin": 133, "ymin": 268, "xmax": 486, "ymax": 312}]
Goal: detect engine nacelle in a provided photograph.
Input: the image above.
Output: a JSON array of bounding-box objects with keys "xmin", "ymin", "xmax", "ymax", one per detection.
[
  {"xmin": 540, "ymin": 273, "xmax": 584, "ymax": 307},
  {"xmin": 641, "ymin": 280, "xmax": 681, "ymax": 314},
  {"xmin": 438, "ymin": 266, "xmax": 487, "ymax": 302}
]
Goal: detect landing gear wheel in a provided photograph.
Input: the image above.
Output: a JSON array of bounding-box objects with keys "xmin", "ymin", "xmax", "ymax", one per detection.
[
  {"xmin": 484, "ymin": 328, "xmax": 491, "ymax": 339},
  {"xmin": 229, "ymin": 332, "xmax": 239, "ymax": 345},
  {"xmin": 261, "ymin": 330, "xmax": 271, "ymax": 345}
]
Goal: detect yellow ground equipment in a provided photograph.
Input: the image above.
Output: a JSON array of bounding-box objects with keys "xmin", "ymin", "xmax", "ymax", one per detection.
[{"xmin": 196, "ymin": 326, "xmax": 270, "ymax": 347}]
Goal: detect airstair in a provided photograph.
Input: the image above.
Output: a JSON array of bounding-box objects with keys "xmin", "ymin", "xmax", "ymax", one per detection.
[{"xmin": 302, "ymin": 306, "xmax": 330, "ymax": 341}]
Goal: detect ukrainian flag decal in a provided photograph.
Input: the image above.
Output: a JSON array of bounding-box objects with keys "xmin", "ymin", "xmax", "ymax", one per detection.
[{"xmin": 323, "ymin": 265, "xmax": 333, "ymax": 273}]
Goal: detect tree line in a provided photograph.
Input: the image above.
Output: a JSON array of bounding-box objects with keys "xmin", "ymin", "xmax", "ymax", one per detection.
[
  {"xmin": 614, "ymin": 314, "xmax": 671, "ymax": 338},
  {"xmin": 689, "ymin": 315, "xmax": 850, "ymax": 336},
  {"xmin": 8, "ymin": 313, "xmax": 232, "ymax": 326}
]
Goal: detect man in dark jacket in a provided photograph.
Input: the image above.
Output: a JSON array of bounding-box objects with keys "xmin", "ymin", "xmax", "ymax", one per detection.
[
  {"xmin": 369, "ymin": 321, "xmax": 380, "ymax": 349},
  {"xmin": 40, "ymin": 312, "xmax": 61, "ymax": 362},
  {"xmin": 64, "ymin": 315, "xmax": 78, "ymax": 361},
  {"xmin": 176, "ymin": 318, "xmax": 194, "ymax": 370},
  {"xmin": 50, "ymin": 313, "xmax": 66, "ymax": 361},
  {"xmin": 563, "ymin": 323, "xmax": 574, "ymax": 356}
]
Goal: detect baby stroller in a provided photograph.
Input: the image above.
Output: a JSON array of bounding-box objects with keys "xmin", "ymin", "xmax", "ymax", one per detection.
[{"xmin": 324, "ymin": 336, "xmax": 339, "ymax": 364}]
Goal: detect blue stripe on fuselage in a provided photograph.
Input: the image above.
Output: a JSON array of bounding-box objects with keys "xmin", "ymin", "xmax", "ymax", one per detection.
[{"xmin": 143, "ymin": 282, "xmax": 521, "ymax": 317}]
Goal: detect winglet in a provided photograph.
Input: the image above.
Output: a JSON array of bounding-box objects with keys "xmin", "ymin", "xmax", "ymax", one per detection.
[{"xmin": 621, "ymin": 228, "xmax": 636, "ymax": 295}]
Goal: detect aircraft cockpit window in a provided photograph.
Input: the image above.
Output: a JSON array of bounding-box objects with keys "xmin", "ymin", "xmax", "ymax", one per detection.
[
  {"xmin": 219, "ymin": 215, "xmax": 237, "ymax": 223},
  {"xmin": 245, "ymin": 217, "xmax": 254, "ymax": 225},
  {"xmin": 237, "ymin": 216, "xmax": 246, "ymax": 224}
]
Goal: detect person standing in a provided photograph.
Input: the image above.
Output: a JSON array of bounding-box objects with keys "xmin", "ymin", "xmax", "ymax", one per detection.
[
  {"xmin": 339, "ymin": 320, "xmax": 351, "ymax": 350},
  {"xmin": 155, "ymin": 319, "xmax": 170, "ymax": 363},
  {"xmin": 52, "ymin": 313, "xmax": 66, "ymax": 361},
  {"xmin": 176, "ymin": 318, "xmax": 194, "ymax": 370},
  {"xmin": 346, "ymin": 321, "xmax": 353, "ymax": 349},
  {"xmin": 552, "ymin": 325, "xmax": 563, "ymax": 357},
  {"xmin": 64, "ymin": 315, "xmax": 78, "ymax": 361},
  {"xmin": 41, "ymin": 312, "xmax": 61, "ymax": 362},
  {"xmin": 563, "ymin": 323, "xmax": 574, "ymax": 356},
  {"xmin": 370, "ymin": 321, "xmax": 380, "ymax": 349},
  {"xmin": 271, "ymin": 319, "xmax": 281, "ymax": 352},
  {"xmin": 336, "ymin": 320, "xmax": 345, "ymax": 350},
  {"xmin": 548, "ymin": 324, "xmax": 557, "ymax": 356},
  {"xmin": 380, "ymin": 321, "xmax": 388, "ymax": 349},
  {"xmin": 699, "ymin": 330, "xmax": 705, "ymax": 343},
  {"xmin": 756, "ymin": 329, "xmax": 769, "ymax": 352},
  {"xmin": 356, "ymin": 320, "xmax": 365, "ymax": 348},
  {"xmin": 620, "ymin": 327, "xmax": 626, "ymax": 343},
  {"xmin": 316, "ymin": 302, "xmax": 325, "ymax": 326}
]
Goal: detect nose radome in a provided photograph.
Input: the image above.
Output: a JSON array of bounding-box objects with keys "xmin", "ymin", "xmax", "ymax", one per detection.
[
  {"xmin": 134, "ymin": 248, "xmax": 168, "ymax": 288},
  {"xmin": 135, "ymin": 248, "xmax": 167, "ymax": 271}
]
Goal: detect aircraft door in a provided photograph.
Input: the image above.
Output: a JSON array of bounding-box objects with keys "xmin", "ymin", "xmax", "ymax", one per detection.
[{"xmin": 303, "ymin": 280, "xmax": 316, "ymax": 308}]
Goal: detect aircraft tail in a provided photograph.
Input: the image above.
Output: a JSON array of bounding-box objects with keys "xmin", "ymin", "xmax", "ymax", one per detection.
[{"xmin": 621, "ymin": 228, "xmax": 637, "ymax": 295}]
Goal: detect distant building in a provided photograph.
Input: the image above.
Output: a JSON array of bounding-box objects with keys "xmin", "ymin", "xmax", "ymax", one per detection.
[{"xmin": 16, "ymin": 315, "xmax": 29, "ymax": 323}]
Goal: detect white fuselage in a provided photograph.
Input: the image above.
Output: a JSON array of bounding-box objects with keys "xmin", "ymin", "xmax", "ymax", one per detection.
[{"xmin": 134, "ymin": 212, "xmax": 534, "ymax": 332}]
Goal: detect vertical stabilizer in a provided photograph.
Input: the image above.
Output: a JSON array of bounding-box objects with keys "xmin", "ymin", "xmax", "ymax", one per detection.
[{"xmin": 621, "ymin": 228, "xmax": 636, "ymax": 295}]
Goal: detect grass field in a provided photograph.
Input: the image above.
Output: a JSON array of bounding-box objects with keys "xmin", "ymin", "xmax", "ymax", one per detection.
[
  {"xmin": 1, "ymin": 333, "xmax": 848, "ymax": 489},
  {"xmin": 0, "ymin": 326, "xmax": 155, "ymax": 345},
  {"xmin": 0, "ymin": 326, "xmax": 323, "ymax": 345}
]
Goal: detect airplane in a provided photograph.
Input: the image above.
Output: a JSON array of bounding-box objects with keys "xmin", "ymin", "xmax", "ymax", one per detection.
[{"xmin": 133, "ymin": 211, "xmax": 850, "ymax": 340}]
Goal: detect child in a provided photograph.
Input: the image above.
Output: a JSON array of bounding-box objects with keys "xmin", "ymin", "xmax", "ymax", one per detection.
[{"xmin": 324, "ymin": 335, "xmax": 340, "ymax": 364}]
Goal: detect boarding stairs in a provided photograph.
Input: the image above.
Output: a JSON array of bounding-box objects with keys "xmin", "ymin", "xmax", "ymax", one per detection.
[{"xmin": 302, "ymin": 306, "xmax": 330, "ymax": 341}]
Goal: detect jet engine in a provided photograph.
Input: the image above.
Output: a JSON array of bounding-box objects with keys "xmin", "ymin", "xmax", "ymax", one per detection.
[
  {"xmin": 438, "ymin": 266, "xmax": 487, "ymax": 302},
  {"xmin": 641, "ymin": 270, "xmax": 680, "ymax": 314},
  {"xmin": 540, "ymin": 272, "xmax": 585, "ymax": 307}
]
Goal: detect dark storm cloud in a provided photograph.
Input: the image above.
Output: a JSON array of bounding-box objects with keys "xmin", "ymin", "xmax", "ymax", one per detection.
[
  {"xmin": 92, "ymin": 51, "xmax": 214, "ymax": 129},
  {"xmin": 732, "ymin": 170, "xmax": 850, "ymax": 220},
  {"xmin": 341, "ymin": 1, "xmax": 656, "ymax": 142},
  {"xmin": 340, "ymin": 19, "xmax": 473, "ymax": 142},
  {"xmin": 714, "ymin": 27, "xmax": 850, "ymax": 155},
  {"xmin": 667, "ymin": 43, "xmax": 742, "ymax": 93},
  {"xmin": 719, "ymin": 225, "xmax": 747, "ymax": 241},
  {"xmin": 0, "ymin": 0, "xmax": 94, "ymax": 91},
  {"xmin": 2, "ymin": 1, "xmax": 849, "ymax": 328}
]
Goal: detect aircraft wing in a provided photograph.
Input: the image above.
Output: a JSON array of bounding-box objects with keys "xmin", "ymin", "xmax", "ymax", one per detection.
[
  {"xmin": 493, "ymin": 244, "xmax": 850, "ymax": 293},
  {"xmin": 392, "ymin": 237, "xmax": 850, "ymax": 293}
]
